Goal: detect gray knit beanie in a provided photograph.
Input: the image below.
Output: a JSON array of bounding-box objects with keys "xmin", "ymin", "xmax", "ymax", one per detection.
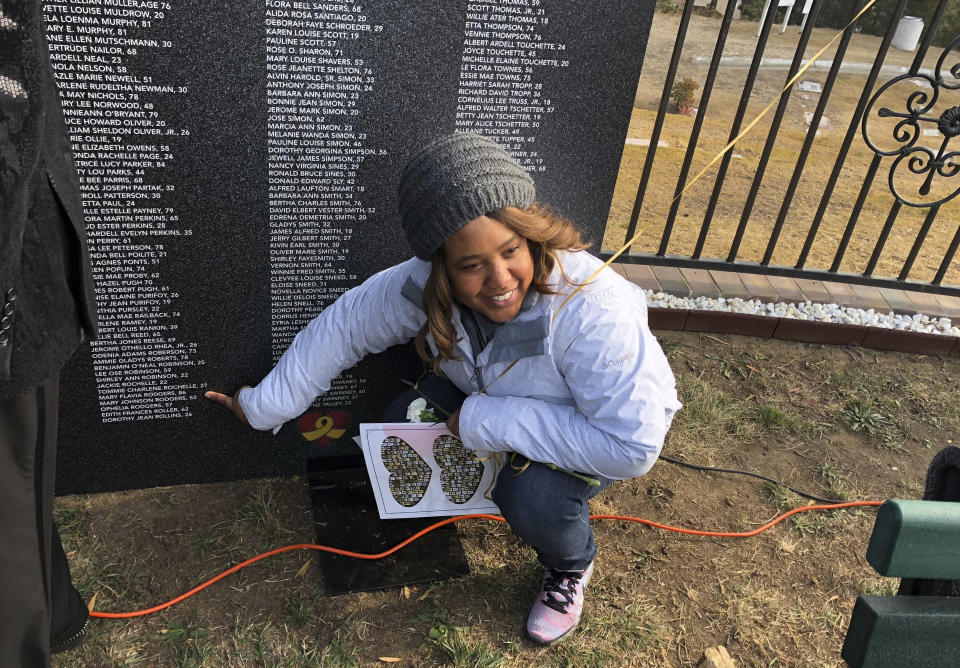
[{"xmin": 398, "ymin": 132, "xmax": 536, "ymax": 260}]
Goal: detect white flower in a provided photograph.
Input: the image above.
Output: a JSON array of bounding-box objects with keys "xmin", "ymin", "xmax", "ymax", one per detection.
[{"xmin": 406, "ymin": 398, "xmax": 427, "ymax": 422}]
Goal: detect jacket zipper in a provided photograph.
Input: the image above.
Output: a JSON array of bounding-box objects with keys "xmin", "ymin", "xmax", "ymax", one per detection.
[
  {"xmin": 51, "ymin": 618, "xmax": 89, "ymax": 654},
  {"xmin": 473, "ymin": 365, "xmax": 484, "ymax": 392}
]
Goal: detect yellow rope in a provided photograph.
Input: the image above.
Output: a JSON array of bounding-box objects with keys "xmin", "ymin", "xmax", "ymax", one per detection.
[
  {"xmin": 470, "ymin": 1, "xmax": 882, "ymax": 481},
  {"xmin": 553, "ymin": 0, "xmax": 881, "ymax": 317},
  {"xmin": 479, "ymin": 0, "xmax": 883, "ymax": 391}
]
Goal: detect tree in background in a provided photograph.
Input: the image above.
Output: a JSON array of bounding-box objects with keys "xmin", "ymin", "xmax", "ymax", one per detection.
[{"xmin": 817, "ymin": 0, "xmax": 957, "ymax": 48}]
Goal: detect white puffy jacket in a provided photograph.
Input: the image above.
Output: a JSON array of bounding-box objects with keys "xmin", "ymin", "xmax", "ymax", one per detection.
[{"xmin": 238, "ymin": 250, "xmax": 681, "ymax": 480}]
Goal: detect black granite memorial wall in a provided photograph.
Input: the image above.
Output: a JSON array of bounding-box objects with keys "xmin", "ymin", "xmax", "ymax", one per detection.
[{"xmin": 44, "ymin": 0, "xmax": 655, "ymax": 493}]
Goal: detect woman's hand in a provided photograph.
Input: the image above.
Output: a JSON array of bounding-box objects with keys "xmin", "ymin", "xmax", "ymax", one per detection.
[
  {"xmin": 446, "ymin": 406, "xmax": 461, "ymax": 438},
  {"xmin": 205, "ymin": 387, "xmax": 251, "ymax": 425}
]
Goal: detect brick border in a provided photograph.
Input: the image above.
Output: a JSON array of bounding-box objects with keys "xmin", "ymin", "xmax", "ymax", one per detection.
[
  {"xmin": 648, "ymin": 308, "xmax": 960, "ymax": 357},
  {"xmin": 619, "ymin": 263, "xmax": 960, "ymax": 357}
]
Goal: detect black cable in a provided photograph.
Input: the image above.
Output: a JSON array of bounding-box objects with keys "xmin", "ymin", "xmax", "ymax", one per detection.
[{"xmin": 659, "ymin": 454, "xmax": 849, "ymax": 505}]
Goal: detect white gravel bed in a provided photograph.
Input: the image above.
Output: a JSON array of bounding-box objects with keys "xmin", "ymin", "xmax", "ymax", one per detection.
[{"xmin": 644, "ymin": 290, "xmax": 960, "ymax": 338}]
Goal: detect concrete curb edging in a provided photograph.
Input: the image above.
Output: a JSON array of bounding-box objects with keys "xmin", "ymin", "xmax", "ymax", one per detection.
[{"xmin": 648, "ymin": 307, "xmax": 960, "ymax": 358}]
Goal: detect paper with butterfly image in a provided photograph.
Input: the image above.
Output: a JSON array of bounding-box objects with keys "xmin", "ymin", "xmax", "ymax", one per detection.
[{"xmin": 358, "ymin": 423, "xmax": 503, "ymax": 519}]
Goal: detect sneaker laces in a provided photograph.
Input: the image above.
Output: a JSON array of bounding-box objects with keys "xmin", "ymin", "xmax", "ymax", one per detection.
[{"xmin": 541, "ymin": 569, "xmax": 584, "ymax": 614}]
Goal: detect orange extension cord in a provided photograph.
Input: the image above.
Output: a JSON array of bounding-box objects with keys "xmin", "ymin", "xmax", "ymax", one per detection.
[
  {"xmin": 81, "ymin": 0, "xmax": 897, "ymax": 624},
  {"xmin": 90, "ymin": 0, "xmax": 889, "ymax": 621},
  {"xmin": 88, "ymin": 0, "xmax": 889, "ymax": 624},
  {"xmin": 89, "ymin": 501, "xmax": 881, "ymax": 619}
]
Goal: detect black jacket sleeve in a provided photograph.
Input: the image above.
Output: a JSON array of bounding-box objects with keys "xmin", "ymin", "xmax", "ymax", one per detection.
[{"xmin": 0, "ymin": 3, "xmax": 98, "ymax": 397}]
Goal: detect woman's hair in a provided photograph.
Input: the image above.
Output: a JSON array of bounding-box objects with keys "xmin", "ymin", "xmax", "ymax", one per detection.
[{"xmin": 414, "ymin": 203, "xmax": 589, "ymax": 374}]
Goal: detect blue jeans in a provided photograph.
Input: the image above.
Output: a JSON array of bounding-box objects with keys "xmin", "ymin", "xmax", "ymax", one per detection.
[
  {"xmin": 385, "ymin": 378, "xmax": 613, "ymax": 572},
  {"xmin": 492, "ymin": 455, "xmax": 612, "ymax": 571}
]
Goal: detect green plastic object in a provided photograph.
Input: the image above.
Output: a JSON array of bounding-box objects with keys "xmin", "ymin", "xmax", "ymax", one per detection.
[
  {"xmin": 842, "ymin": 596, "xmax": 960, "ymax": 668},
  {"xmin": 866, "ymin": 499, "xmax": 960, "ymax": 579}
]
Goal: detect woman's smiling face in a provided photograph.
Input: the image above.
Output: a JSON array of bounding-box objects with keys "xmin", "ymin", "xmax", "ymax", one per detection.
[{"xmin": 443, "ymin": 215, "xmax": 534, "ymax": 323}]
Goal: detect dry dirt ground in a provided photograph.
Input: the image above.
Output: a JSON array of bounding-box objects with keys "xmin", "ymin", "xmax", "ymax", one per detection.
[
  {"xmin": 53, "ymin": 332, "xmax": 960, "ymax": 667},
  {"xmin": 605, "ymin": 10, "xmax": 960, "ymax": 286}
]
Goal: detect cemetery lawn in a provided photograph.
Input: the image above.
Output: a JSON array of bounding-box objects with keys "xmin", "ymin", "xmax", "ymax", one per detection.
[{"xmin": 52, "ymin": 332, "xmax": 960, "ymax": 667}]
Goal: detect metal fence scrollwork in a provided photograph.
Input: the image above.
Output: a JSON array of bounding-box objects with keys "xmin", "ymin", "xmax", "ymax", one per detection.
[
  {"xmin": 614, "ymin": 0, "xmax": 960, "ymax": 296},
  {"xmin": 863, "ymin": 35, "xmax": 960, "ymax": 208}
]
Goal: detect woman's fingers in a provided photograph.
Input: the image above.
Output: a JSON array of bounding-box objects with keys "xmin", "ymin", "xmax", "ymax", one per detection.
[
  {"xmin": 204, "ymin": 388, "xmax": 250, "ymax": 425},
  {"xmin": 204, "ymin": 390, "xmax": 232, "ymax": 407}
]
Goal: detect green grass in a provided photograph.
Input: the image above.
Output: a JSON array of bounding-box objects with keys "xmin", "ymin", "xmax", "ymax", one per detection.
[
  {"xmin": 235, "ymin": 484, "xmax": 294, "ymax": 544},
  {"xmin": 313, "ymin": 633, "xmax": 360, "ymax": 668},
  {"xmin": 72, "ymin": 553, "xmax": 148, "ymax": 606},
  {"xmin": 187, "ymin": 529, "xmax": 226, "ymax": 560},
  {"xmin": 764, "ymin": 482, "xmax": 841, "ymax": 535},
  {"xmin": 415, "ymin": 605, "xmax": 511, "ymax": 668},
  {"xmin": 706, "ymin": 352, "xmax": 753, "ymax": 381},
  {"xmin": 791, "ymin": 509, "xmax": 843, "ymax": 537},
  {"xmin": 815, "ymin": 460, "xmax": 850, "ymax": 501},
  {"xmin": 857, "ymin": 577, "xmax": 899, "ymax": 597},
  {"xmin": 840, "ymin": 400, "xmax": 890, "ymax": 437},
  {"xmin": 671, "ymin": 377, "xmax": 757, "ymax": 460},
  {"xmin": 54, "ymin": 506, "xmax": 89, "ymax": 550},
  {"xmin": 246, "ymin": 621, "xmax": 276, "ymax": 665},
  {"xmin": 284, "ymin": 592, "xmax": 318, "ymax": 628},
  {"xmin": 753, "ymin": 403, "xmax": 811, "ymax": 436},
  {"xmin": 556, "ymin": 603, "xmax": 661, "ymax": 665},
  {"xmin": 765, "ymin": 481, "xmax": 798, "ymax": 513},
  {"xmin": 427, "ymin": 622, "xmax": 506, "ymax": 668},
  {"xmin": 160, "ymin": 618, "xmax": 213, "ymax": 667},
  {"xmin": 655, "ymin": 0, "xmax": 680, "ymax": 14}
]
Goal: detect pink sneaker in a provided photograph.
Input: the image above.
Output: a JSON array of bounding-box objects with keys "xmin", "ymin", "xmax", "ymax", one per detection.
[{"xmin": 526, "ymin": 561, "xmax": 594, "ymax": 645}]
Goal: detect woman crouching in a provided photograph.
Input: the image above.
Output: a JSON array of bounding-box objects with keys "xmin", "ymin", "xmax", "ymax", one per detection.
[{"xmin": 207, "ymin": 132, "xmax": 681, "ymax": 644}]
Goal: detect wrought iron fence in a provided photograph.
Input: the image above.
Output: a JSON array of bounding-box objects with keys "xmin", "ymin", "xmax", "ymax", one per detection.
[{"xmin": 605, "ymin": 0, "xmax": 960, "ymax": 296}]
